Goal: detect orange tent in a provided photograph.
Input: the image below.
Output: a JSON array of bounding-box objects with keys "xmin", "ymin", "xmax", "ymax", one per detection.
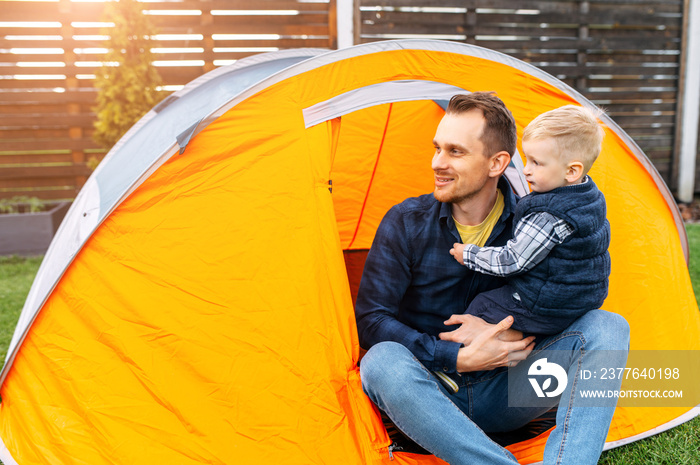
[{"xmin": 0, "ymin": 41, "xmax": 698, "ymax": 464}]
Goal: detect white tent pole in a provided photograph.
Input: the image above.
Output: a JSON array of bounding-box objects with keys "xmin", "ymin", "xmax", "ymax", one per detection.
[
  {"xmin": 678, "ymin": 0, "xmax": 700, "ymax": 203},
  {"xmin": 337, "ymin": 0, "xmax": 354, "ymax": 49}
]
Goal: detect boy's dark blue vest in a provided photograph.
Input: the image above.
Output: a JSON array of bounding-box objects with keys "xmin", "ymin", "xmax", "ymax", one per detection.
[{"xmin": 511, "ymin": 177, "xmax": 610, "ymax": 316}]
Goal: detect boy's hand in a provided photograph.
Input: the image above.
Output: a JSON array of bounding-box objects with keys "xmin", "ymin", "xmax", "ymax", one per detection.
[{"xmin": 450, "ymin": 243, "xmax": 466, "ymax": 265}]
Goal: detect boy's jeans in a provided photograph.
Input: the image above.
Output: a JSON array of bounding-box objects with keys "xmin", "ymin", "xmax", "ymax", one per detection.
[{"xmin": 360, "ymin": 310, "xmax": 630, "ymax": 465}]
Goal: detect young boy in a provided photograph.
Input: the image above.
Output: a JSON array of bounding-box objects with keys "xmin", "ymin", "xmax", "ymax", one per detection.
[{"xmin": 450, "ymin": 104, "xmax": 610, "ymax": 336}]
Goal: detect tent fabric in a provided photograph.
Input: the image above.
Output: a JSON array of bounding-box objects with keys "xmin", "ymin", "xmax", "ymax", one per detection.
[
  {"xmin": 0, "ymin": 40, "xmax": 698, "ymax": 465},
  {"xmin": 0, "ymin": 48, "xmax": 327, "ymax": 382}
]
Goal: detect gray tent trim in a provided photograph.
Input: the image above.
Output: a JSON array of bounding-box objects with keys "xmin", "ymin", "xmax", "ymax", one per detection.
[
  {"xmin": 302, "ymin": 80, "xmax": 466, "ymax": 128},
  {"xmin": 176, "ymin": 120, "xmax": 201, "ymax": 154}
]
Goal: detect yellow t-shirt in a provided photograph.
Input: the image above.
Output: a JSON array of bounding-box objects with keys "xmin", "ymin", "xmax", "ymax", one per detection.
[{"xmin": 453, "ymin": 191, "xmax": 504, "ymax": 247}]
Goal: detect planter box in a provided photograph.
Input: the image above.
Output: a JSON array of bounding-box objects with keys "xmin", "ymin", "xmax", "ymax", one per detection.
[{"xmin": 0, "ymin": 202, "xmax": 71, "ymax": 256}]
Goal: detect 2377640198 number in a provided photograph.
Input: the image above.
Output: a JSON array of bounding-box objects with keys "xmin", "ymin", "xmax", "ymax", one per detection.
[{"xmin": 599, "ymin": 367, "xmax": 680, "ymax": 380}]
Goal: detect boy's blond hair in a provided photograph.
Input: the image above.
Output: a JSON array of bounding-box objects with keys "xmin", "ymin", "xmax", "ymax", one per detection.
[{"xmin": 523, "ymin": 105, "xmax": 605, "ymax": 173}]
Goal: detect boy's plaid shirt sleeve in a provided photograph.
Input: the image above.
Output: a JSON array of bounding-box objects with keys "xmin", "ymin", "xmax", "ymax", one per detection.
[{"xmin": 462, "ymin": 212, "xmax": 574, "ymax": 277}]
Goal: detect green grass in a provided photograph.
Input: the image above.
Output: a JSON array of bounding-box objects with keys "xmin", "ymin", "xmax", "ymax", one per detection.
[
  {"xmin": 0, "ymin": 227, "xmax": 699, "ymax": 464},
  {"xmin": 599, "ymin": 416, "xmax": 700, "ymax": 464},
  {"xmin": 0, "ymin": 255, "xmax": 42, "ymax": 362},
  {"xmin": 687, "ymin": 223, "xmax": 700, "ymax": 292}
]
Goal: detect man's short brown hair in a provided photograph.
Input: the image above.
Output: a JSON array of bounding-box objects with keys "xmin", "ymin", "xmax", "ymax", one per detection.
[{"xmin": 446, "ymin": 92, "xmax": 517, "ymax": 158}]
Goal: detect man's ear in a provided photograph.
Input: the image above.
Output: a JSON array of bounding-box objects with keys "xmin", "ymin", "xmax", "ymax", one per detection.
[
  {"xmin": 565, "ymin": 161, "xmax": 585, "ymax": 183},
  {"xmin": 489, "ymin": 151, "xmax": 511, "ymax": 178}
]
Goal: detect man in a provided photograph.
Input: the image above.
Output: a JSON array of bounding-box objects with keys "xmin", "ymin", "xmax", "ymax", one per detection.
[{"xmin": 355, "ymin": 92, "xmax": 630, "ymax": 465}]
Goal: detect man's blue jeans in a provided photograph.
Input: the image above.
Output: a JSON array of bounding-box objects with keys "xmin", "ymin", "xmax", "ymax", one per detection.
[{"xmin": 360, "ymin": 310, "xmax": 630, "ymax": 465}]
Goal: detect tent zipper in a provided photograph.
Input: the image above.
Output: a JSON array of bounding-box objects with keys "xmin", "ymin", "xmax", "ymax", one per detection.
[{"xmin": 387, "ymin": 442, "xmax": 400, "ymax": 461}]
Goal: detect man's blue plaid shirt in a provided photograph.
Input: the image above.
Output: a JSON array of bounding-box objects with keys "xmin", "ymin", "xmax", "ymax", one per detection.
[{"xmin": 355, "ymin": 178, "xmax": 518, "ymax": 374}]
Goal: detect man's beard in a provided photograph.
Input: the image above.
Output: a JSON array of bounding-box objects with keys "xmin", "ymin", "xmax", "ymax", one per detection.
[{"xmin": 433, "ymin": 178, "xmax": 487, "ymax": 205}]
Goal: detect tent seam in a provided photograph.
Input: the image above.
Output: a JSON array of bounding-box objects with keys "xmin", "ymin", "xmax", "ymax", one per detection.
[{"xmin": 348, "ymin": 103, "xmax": 394, "ymax": 249}]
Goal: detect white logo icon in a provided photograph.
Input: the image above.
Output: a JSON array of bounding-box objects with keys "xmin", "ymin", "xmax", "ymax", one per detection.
[{"xmin": 528, "ymin": 358, "xmax": 568, "ymax": 398}]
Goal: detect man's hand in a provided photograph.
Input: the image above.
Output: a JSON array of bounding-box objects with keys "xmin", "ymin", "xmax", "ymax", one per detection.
[
  {"xmin": 449, "ymin": 243, "xmax": 466, "ymax": 265},
  {"xmin": 441, "ymin": 315, "xmax": 535, "ymax": 373},
  {"xmin": 440, "ymin": 313, "xmax": 524, "ymax": 345}
]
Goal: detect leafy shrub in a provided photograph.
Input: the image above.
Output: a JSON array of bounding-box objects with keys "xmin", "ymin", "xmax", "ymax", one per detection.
[
  {"xmin": 0, "ymin": 196, "xmax": 46, "ymax": 214},
  {"xmin": 93, "ymin": 0, "xmax": 164, "ymax": 149}
]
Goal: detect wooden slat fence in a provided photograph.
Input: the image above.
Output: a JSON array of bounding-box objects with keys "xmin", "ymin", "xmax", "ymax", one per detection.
[
  {"xmin": 357, "ymin": 0, "xmax": 690, "ymax": 193},
  {"xmin": 1, "ymin": 0, "xmax": 697, "ymax": 201},
  {"xmin": 0, "ymin": 0, "xmax": 336, "ymax": 201}
]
